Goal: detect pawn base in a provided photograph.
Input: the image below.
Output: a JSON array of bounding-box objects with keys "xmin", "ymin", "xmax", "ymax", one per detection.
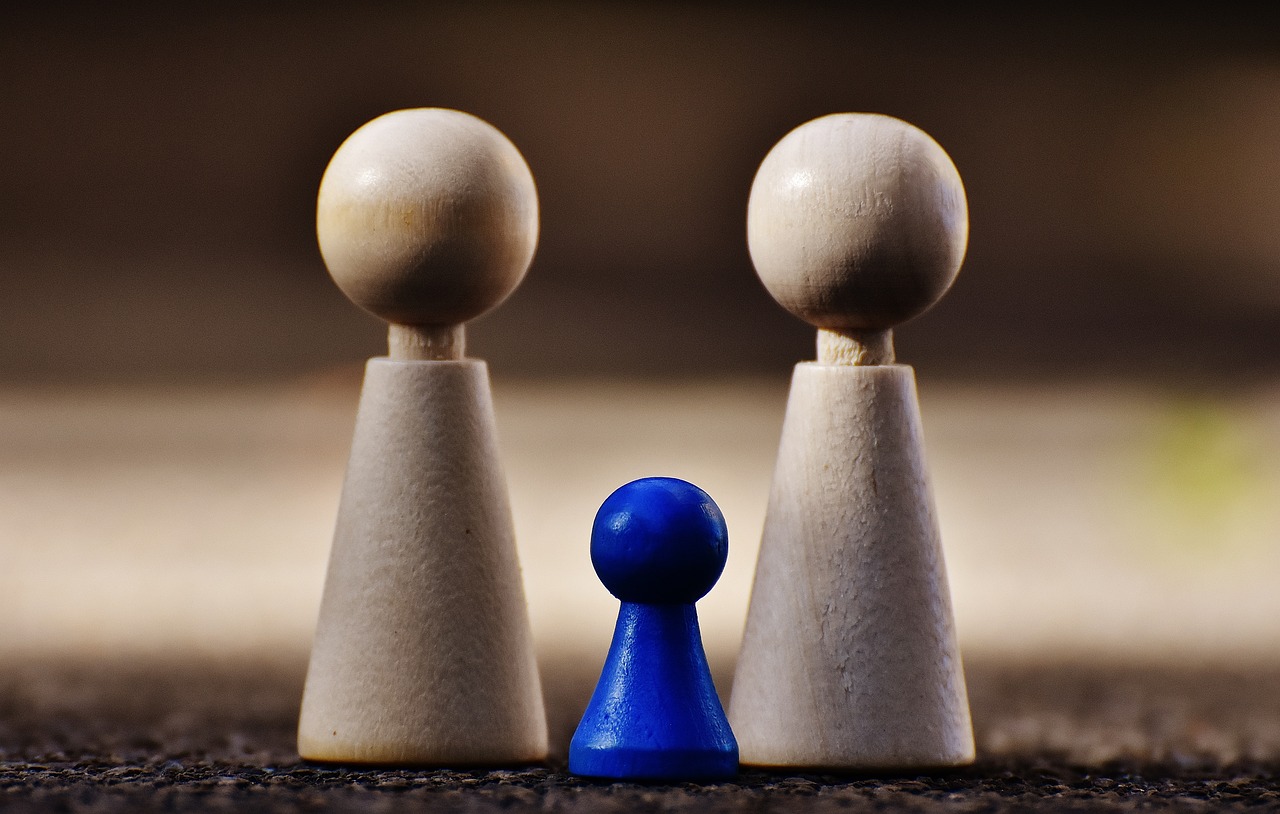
[{"xmin": 570, "ymin": 745, "xmax": 738, "ymax": 783}]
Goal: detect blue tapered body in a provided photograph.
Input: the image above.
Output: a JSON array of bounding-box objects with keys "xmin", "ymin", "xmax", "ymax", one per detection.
[
  {"xmin": 570, "ymin": 476, "xmax": 738, "ymax": 781},
  {"xmin": 569, "ymin": 601, "xmax": 738, "ymax": 780}
]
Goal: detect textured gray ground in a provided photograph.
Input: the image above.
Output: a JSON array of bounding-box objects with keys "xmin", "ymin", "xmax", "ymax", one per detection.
[{"xmin": 2, "ymin": 652, "xmax": 1279, "ymax": 812}]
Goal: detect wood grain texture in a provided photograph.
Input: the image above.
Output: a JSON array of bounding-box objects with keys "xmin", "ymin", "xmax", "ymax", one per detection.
[
  {"xmin": 297, "ymin": 358, "xmax": 547, "ymax": 766},
  {"xmin": 728, "ymin": 363, "xmax": 973, "ymax": 770},
  {"xmin": 746, "ymin": 113, "xmax": 967, "ymax": 333},
  {"xmin": 817, "ymin": 328, "xmax": 895, "ymax": 366},
  {"xmin": 315, "ymin": 108, "xmax": 538, "ymax": 329},
  {"xmin": 387, "ymin": 323, "xmax": 465, "ymax": 361}
]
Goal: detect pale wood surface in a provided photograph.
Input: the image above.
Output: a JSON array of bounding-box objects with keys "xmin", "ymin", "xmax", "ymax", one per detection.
[
  {"xmin": 387, "ymin": 324, "xmax": 466, "ymax": 361},
  {"xmin": 730, "ymin": 364, "xmax": 972, "ymax": 769},
  {"xmin": 817, "ymin": 329, "xmax": 895, "ymax": 366},
  {"xmin": 298, "ymin": 109, "xmax": 547, "ymax": 765},
  {"xmin": 732, "ymin": 114, "xmax": 973, "ymax": 768},
  {"xmin": 297, "ymin": 360, "xmax": 547, "ymax": 765},
  {"xmin": 745, "ymin": 113, "xmax": 967, "ymax": 334},
  {"xmin": 315, "ymin": 108, "xmax": 538, "ymax": 330}
]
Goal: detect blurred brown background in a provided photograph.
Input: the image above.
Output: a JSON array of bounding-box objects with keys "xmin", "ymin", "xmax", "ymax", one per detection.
[
  {"xmin": 3, "ymin": 3, "xmax": 1279, "ymax": 386},
  {"xmin": 3, "ymin": 3, "xmax": 1280, "ymax": 670}
]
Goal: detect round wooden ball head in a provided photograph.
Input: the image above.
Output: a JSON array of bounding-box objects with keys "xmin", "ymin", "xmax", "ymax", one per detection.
[
  {"xmin": 316, "ymin": 108, "xmax": 538, "ymax": 360},
  {"xmin": 747, "ymin": 113, "xmax": 968, "ymax": 365}
]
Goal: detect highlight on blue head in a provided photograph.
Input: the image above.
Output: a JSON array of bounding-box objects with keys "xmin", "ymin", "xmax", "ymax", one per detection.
[{"xmin": 590, "ymin": 477, "xmax": 729, "ymax": 604}]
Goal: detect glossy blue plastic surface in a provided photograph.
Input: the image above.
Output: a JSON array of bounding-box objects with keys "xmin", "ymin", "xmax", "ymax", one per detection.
[{"xmin": 569, "ymin": 477, "xmax": 738, "ymax": 781}]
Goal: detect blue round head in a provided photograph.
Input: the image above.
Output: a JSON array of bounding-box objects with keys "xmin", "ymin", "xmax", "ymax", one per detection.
[{"xmin": 591, "ymin": 477, "xmax": 729, "ymax": 604}]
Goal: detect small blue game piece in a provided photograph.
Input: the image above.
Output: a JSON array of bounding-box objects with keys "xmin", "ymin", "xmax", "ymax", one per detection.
[{"xmin": 569, "ymin": 477, "xmax": 738, "ymax": 781}]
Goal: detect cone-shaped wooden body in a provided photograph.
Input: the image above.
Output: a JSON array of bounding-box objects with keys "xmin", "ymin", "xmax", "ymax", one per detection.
[
  {"xmin": 298, "ymin": 358, "xmax": 547, "ymax": 765},
  {"xmin": 728, "ymin": 363, "xmax": 972, "ymax": 770}
]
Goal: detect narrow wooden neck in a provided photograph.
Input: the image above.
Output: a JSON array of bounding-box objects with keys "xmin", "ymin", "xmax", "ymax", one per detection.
[
  {"xmin": 388, "ymin": 324, "xmax": 465, "ymax": 360},
  {"xmin": 817, "ymin": 328, "xmax": 895, "ymax": 365}
]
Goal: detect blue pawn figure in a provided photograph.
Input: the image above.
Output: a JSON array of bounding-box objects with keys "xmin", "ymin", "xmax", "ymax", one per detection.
[{"xmin": 569, "ymin": 477, "xmax": 738, "ymax": 781}]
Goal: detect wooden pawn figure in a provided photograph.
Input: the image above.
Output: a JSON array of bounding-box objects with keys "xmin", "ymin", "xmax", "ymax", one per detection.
[
  {"xmin": 297, "ymin": 108, "xmax": 547, "ymax": 765},
  {"xmin": 728, "ymin": 113, "xmax": 974, "ymax": 770},
  {"xmin": 570, "ymin": 477, "xmax": 738, "ymax": 781}
]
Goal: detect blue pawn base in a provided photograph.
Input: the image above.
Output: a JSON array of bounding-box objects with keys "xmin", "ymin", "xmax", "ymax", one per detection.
[
  {"xmin": 569, "ymin": 744, "xmax": 738, "ymax": 783},
  {"xmin": 569, "ymin": 603, "xmax": 738, "ymax": 782}
]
